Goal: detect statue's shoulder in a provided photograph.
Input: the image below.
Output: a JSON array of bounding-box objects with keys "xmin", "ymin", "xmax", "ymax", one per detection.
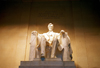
[
  {"xmin": 53, "ymin": 32, "xmax": 60, "ymax": 36},
  {"xmin": 43, "ymin": 33, "xmax": 47, "ymax": 35}
]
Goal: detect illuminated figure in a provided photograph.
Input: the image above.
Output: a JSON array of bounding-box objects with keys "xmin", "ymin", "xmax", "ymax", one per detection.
[{"xmin": 29, "ymin": 23, "xmax": 73, "ymax": 61}]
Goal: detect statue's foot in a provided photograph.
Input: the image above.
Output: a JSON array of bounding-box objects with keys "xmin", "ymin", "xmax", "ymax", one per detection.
[
  {"xmin": 51, "ymin": 55, "xmax": 57, "ymax": 58},
  {"xmin": 41, "ymin": 53, "xmax": 45, "ymax": 61}
]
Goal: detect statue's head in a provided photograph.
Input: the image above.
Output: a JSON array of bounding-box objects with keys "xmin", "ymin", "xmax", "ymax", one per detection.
[{"xmin": 48, "ymin": 23, "xmax": 54, "ymax": 31}]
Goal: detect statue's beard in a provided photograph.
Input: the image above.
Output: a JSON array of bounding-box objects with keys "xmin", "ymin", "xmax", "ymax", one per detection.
[{"xmin": 49, "ymin": 29, "xmax": 53, "ymax": 31}]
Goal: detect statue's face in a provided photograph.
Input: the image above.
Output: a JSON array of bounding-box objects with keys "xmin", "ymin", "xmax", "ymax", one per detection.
[{"xmin": 48, "ymin": 23, "xmax": 53, "ymax": 31}]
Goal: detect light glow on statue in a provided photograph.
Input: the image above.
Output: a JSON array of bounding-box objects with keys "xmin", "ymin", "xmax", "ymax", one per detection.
[
  {"xmin": 43, "ymin": 23, "xmax": 59, "ymax": 46},
  {"xmin": 29, "ymin": 23, "xmax": 73, "ymax": 61}
]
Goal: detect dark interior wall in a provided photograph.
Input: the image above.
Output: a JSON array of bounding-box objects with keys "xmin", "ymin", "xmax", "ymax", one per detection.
[
  {"xmin": 0, "ymin": 1, "xmax": 100, "ymax": 68},
  {"xmin": 1, "ymin": 0, "xmax": 100, "ymax": 1}
]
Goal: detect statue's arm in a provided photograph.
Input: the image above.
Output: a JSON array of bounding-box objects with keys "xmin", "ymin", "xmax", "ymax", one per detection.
[
  {"xmin": 30, "ymin": 31, "xmax": 43, "ymax": 47},
  {"xmin": 58, "ymin": 30, "xmax": 72, "ymax": 51},
  {"xmin": 59, "ymin": 30, "xmax": 66, "ymax": 45},
  {"xmin": 43, "ymin": 33, "xmax": 49, "ymax": 41},
  {"xmin": 57, "ymin": 30, "xmax": 66, "ymax": 51}
]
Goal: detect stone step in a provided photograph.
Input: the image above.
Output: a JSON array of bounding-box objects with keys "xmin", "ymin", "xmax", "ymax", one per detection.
[
  {"xmin": 19, "ymin": 58, "xmax": 76, "ymax": 68},
  {"xmin": 20, "ymin": 61, "xmax": 75, "ymax": 66},
  {"xmin": 33, "ymin": 58, "xmax": 62, "ymax": 61},
  {"xmin": 19, "ymin": 66, "xmax": 76, "ymax": 68}
]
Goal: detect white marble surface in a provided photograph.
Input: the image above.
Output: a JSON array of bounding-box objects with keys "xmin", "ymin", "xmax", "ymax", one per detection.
[{"xmin": 29, "ymin": 23, "xmax": 73, "ymax": 61}]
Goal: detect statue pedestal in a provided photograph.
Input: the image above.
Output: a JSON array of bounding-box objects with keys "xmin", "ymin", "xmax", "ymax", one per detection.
[{"xmin": 19, "ymin": 58, "xmax": 76, "ymax": 68}]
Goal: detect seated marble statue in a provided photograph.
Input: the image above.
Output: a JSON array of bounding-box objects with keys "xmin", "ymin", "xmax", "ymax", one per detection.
[{"xmin": 29, "ymin": 23, "xmax": 73, "ymax": 61}]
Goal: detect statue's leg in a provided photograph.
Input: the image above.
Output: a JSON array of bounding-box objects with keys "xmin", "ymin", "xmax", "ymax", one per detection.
[
  {"xmin": 36, "ymin": 37, "xmax": 41, "ymax": 58},
  {"xmin": 36, "ymin": 47, "xmax": 40, "ymax": 58},
  {"xmin": 51, "ymin": 38, "xmax": 58, "ymax": 58},
  {"xmin": 40, "ymin": 36, "xmax": 46, "ymax": 57},
  {"xmin": 46, "ymin": 42, "xmax": 51, "ymax": 58}
]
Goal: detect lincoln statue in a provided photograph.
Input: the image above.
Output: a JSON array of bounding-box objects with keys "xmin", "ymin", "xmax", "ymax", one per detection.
[{"xmin": 29, "ymin": 23, "xmax": 73, "ymax": 61}]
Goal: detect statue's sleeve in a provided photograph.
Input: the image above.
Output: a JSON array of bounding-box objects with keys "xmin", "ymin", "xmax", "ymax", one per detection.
[{"xmin": 29, "ymin": 31, "xmax": 38, "ymax": 61}]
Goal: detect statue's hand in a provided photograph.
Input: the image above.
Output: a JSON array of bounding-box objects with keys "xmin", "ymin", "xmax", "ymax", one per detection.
[
  {"xmin": 60, "ymin": 30, "xmax": 65, "ymax": 35},
  {"xmin": 32, "ymin": 31, "xmax": 38, "ymax": 36}
]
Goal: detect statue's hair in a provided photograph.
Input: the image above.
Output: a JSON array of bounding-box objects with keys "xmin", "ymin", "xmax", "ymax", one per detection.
[{"xmin": 48, "ymin": 23, "xmax": 53, "ymax": 28}]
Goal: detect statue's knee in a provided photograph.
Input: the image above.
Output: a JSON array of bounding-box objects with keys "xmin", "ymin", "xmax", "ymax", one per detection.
[
  {"xmin": 53, "ymin": 38, "xmax": 58, "ymax": 42},
  {"xmin": 41, "ymin": 36, "xmax": 46, "ymax": 41}
]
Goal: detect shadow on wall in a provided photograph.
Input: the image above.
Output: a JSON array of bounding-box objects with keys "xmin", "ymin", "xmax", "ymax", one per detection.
[{"xmin": 0, "ymin": 1, "xmax": 100, "ymax": 26}]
